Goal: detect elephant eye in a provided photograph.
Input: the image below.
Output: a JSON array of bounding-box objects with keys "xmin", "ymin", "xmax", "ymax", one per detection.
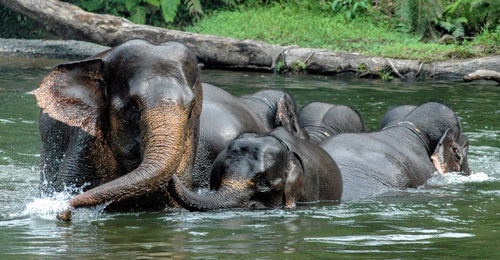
[
  {"xmin": 255, "ymin": 175, "xmax": 271, "ymax": 192},
  {"xmin": 124, "ymin": 101, "xmax": 140, "ymax": 122}
]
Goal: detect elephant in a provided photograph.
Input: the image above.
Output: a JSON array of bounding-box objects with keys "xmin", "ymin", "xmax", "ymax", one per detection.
[
  {"xmin": 192, "ymin": 84, "xmax": 306, "ymax": 189},
  {"xmin": 320, "ymin": 102, "xmax": 471, "ymax": 200},
  {"xmin": 32, "ymin": 39, "xmax": 203, "ymax": 221},
  {"xmin": 299, "ymin": 102, "xmax": 367, "ymax": 143},
  {"xmin": 379, "ymin": 104, "xmax": 470, "ymax": 175},
  {"xmin": 167, "ymin": 127, "xmax": 343, "ymax": 211},
  {"xmin": 379, "ymin": 104, "xmax": 417, "ymax": 129}
]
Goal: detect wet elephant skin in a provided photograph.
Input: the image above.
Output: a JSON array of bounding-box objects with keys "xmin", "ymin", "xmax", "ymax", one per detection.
[
  {"xmin": 33, "ymin": 39, "xmax": 203, "ymax": 220},
  {"xmin": 192, "ymin": 84, "xmax": 306, "ymax": 189},
  {"xmin": 320, "ymin": 102, "xmax": 470, "ymax": 200},
  {"xmin": 168, "ymin": 127, "xmax": 343, "ymax": 211},
  {"xmin": 299, "ymin": 102, "xmax": 368, "ymax": 143}
]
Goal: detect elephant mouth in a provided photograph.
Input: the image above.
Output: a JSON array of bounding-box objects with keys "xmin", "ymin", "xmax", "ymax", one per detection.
[
  {"xmin": 431, "ymin": 153, "xmax": 460, "ymax": 175},
  {"xmin": 431, "ymin": 153, "xmax": 446, "ymax": 174}
]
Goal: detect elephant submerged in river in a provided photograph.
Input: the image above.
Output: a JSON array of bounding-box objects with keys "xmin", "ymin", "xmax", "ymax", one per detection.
[
  {"xmin": 320, "ymin": 102, "xmax": 471, "ymax": 200},
  {"xmin": 193, "ymin": 84, "xmax": 306, "ymax": 189},
  {"xmin": 379, "ymin": 104, "xmax": 470, "ymax": 174},
  {"xmin": 33, "ymin": 40, "xmax": 203, "ymax": 220},
  {"xmin": 299, "ymin": 102, "xmax": 368, "ymax": 143},
  {"xmin": 168, "ymin": 127, "xmax": 343, "ymax": 211},
  {"xmin": 32, "ymin": 39, "xmax": 305, "ymax": 220}
]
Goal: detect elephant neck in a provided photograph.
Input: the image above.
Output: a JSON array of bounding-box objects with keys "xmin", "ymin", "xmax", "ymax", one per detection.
[{"xmin": 382, "ymin": 121, "xmax": 431, "ymax": 154}]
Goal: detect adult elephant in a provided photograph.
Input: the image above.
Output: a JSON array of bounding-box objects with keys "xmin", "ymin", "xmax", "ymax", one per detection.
[
  {"xmin": 192, "ymin": 85, "xmax": 306, "ymax": 189},
  {"xmin": 32, "ymin": 39, "xmax": 203, "ymax": 221},
  {"xmin": 379, "ymin": 104, "xmax": 470, "ymax": 175},
  {"xmin": 168, "ymin": 127, "xmax": 343, "ymax": 211},
  {"xmin": 299, "ymin": 102, "xmax": 367, "ymax": 143},
  {"xmin": 379, "ymin": 104, "xmax": 416, "ymax": 129},
  {"xmin": 320, "ymin": 102, "xmax": 471, "ymax": 200}
]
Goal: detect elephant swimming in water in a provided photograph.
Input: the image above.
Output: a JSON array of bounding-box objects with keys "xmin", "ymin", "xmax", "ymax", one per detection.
[
  {"xmin": 193, "ymin": 84, "xmax": 306, "ymax": 189},
  {"xmin": 299, "ymin": 102, "xmax": 367, "ymax": 143},
  {"xmin": 379, "ymin": 104, "xmax": 470, "ymax": 175},
  {"xmin": 33, "ymin": 39, "xmax": 306, "ymax": 220},
  {"xmin": 33, "ymin": 40, "xmax": 203, "ymax": 221},
  {"xmin": 168, "ymin": 127, "xmax": 342, "ymax": 211},
  {"xmin": 320, "ymin": 102, "xmax": 471, "ymax": 200}
]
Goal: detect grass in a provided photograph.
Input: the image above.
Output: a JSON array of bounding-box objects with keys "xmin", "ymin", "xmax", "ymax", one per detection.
[{"xmin": 187, "ymin": 4, "xmax": 499, "ymax": 62}]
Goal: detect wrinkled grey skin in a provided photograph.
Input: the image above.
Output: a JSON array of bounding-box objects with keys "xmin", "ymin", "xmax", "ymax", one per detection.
[
  {"xmin": 379, "ymin": 105, "xmax": 416, "ymax": 129},
  {"xmin": 379, "ymin": 104, "xmax": 470, "ymax": 175},
  {"xmin": 321, "ymin": 102, "xmax": 470, "ymax": 200},
  {"xmin": 192, "ymin": 85, "xmax": 306, "ymax": 189},
  {"xmin": 33, "ymin": 40, "xmax": 203, "ymax": 220},
  {"xmin": 299, "ymin": 102, "xmax": 367, "ymax": 143},
  {"xmin": 168, "ymin": 127, "xmax": 342, "ymax": 211}
]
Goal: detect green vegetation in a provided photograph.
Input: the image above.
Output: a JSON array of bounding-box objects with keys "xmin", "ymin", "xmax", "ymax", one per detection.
[
  {"xmin": 65, "ymin": 0, "xmax": 239, "ymax": 28},
  {"xmin": 0, "ymin": 5, "xmax": 45, "ymax": 39},
  {"xmin": 186, "ymin": 2, "xmax": 498, "ymax": 61},
  {"xmin": 0, "ymin": 0, "xmax": 498, "ymax": 61}
]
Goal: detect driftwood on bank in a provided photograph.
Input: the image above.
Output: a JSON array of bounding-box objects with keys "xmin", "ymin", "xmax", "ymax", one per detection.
[
  {"xmin": 2, "ymin": 0, "xmax": 499, "ymax": 81},
  {"xmin": 464, "ymin": 70, "xmax": 500, "ymax": 84}
]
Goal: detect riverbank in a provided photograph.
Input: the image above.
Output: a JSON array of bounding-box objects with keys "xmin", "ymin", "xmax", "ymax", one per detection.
[
  {"xmin": 1, "ymin": 37, "xmax": 498, "ymax": 83},
  {"xmin": 0, "ymin": 38, "xmax": 107, "ymax": 60},
  {"xmin": 186, "ymin": 4, "xmax": 499, "ymax": 62},
  {"xmin": 1, "ymin": 0, "xmax": 499, "ymax": 83}
]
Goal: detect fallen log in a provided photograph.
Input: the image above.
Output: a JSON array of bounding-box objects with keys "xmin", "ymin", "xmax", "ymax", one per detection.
[
  {"xmin": 464, "ymin": 70, "xmax": 500, "ymax": 84},
  {"xmin": 1, "ymin": 0, "xmax": 499, "ymax": 80}
]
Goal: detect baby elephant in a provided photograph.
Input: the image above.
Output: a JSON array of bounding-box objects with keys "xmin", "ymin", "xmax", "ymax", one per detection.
[
  {"xmin": 168, "ymin": 127, "xmax": 343, "ymax": 211},
  {"xmin": 299, "ymin": 102, "xmax": 367, "ymax": 143}
]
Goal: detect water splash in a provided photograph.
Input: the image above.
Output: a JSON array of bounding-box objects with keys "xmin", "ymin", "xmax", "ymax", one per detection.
[
  {"xmin": 425, "ymin": 171, "xmax": 492, "ymax": 187},
  {"xmin": 22, "ymin": 184, "xmax": 108, "ymax": 221},
  {"xmin": 23, "ymin": 194, "xmax": 70, "ymax": 220}
]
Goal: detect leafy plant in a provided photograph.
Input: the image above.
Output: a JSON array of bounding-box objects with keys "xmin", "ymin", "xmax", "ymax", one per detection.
[
  {"xmin": 66, "ymin": 0, "xmax": 233, "ymax": 27},
  {"xmin": 0, "ymin": 5, "xmax": 46, "ymax": 39},
  {"xmin": 395, "ymin": 0, "xmax": 442, "ymax": 37},
  {"xmin": 439, "ymin": 0, "xmax": 500, "ymax": 37},
  {"xmin": 331, "ymin": 0, "xmax": 372, "ymax": 21}
]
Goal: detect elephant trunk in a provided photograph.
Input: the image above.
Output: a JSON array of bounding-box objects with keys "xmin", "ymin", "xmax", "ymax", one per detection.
[
  {"xmin": 168, "ymin": 175, "xmax": 253, "ymax": 212},
  {"xmin": 58, "ymin": 103, "xmax": 195, "ymax": 220}
]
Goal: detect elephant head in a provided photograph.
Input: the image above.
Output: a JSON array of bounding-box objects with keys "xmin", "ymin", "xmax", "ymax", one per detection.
[
  {"xmin": 382, "ymin": 103, "xmax": 471, "ymax": 175},
  {"xmin": 168, "ymin": 131, "xmax": 307, "ymax": 211},
  {"xmin": 431, "ymin": 127, "xmax": 471, "ymax": 175},
  {"xmin": 31, "ymin": 40, "xmax": 203, "ymax": 220},
  {"xmin": 403, "ymin": 102, "xmax": 471, "ymax": 176},
  {"xmin": 168, "ymin": 127, "xmax": 342, "ymax": 211}
]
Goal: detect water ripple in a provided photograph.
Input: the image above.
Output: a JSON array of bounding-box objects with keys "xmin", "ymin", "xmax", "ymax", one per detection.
[{"xmin": 305, "ymin": 232, "xmax": 474, "ymax": 246}]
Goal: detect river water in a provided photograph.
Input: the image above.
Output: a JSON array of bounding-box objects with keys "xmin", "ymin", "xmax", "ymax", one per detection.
[{"xmin": 1, "ymin": 57, "xmax": 499, "ymax": 258}]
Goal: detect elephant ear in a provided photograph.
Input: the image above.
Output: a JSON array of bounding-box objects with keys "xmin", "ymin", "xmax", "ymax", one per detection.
[
  {"xmin": 284, "ymin": 152, "xmax": 304, "ymax": 208},
  {"xmin": 209, "ymin": 149, "xmax": 228, "ymax": 190},
  {"xmin": 30, "ymin": 59, "xmax": 106, "ymax": 138},
  {"xmin": 430, "ymin": 126, "xmax": 466, "ymax": 174},
  {"xmin": 275, "ymin": 95, "xmax": 308, "ymax": 140}
]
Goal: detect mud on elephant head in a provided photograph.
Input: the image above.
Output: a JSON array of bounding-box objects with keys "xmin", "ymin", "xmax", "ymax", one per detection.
[
  {"xmin": 168, "ymin": 127, "xmax": 343, "ymax": 211},
  {"xmin": 31, "ymin": 39, "xmax": 203, "ymax": 220}
]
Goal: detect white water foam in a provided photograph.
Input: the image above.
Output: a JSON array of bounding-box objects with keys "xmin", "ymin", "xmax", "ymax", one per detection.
[
  {"xmin": 22, "ymin": 184, "xmax": 108, "ymax": 221},
  {"xmin": 425, "ymin": 171, "xmax": 492, "ymax": 188},
  {"xmin": 23, "ymin": 195, "xmax": 70, "ymax": 220}
]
